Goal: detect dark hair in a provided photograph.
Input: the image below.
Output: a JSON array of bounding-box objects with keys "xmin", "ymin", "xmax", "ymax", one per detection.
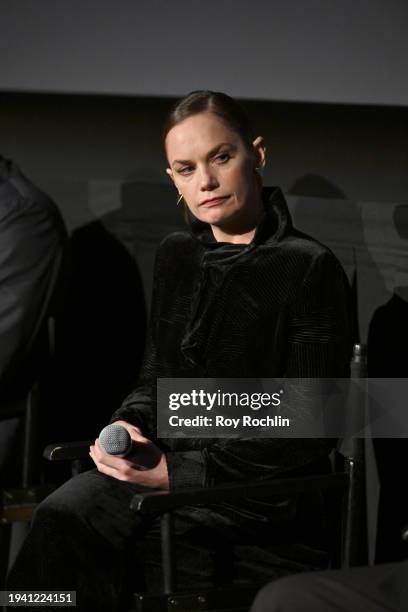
[{"xmin": 162, "ymin": 90, "xmax": 255, "ymax": 151}]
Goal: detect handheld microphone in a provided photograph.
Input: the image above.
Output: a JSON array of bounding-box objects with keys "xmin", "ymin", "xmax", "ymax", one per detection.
[
  {"xmin": 99, "ymin": 424, "xmax": 133, "ymax": 458},
  {"xmin": 98, "ymin": 423, "xmax": 158, "ymax": 469}
]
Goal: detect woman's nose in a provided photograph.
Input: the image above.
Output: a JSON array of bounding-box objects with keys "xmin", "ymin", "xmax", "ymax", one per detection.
[{"xmin": 198, "ymin": 166, "xmax": 218, "ymax": 190}]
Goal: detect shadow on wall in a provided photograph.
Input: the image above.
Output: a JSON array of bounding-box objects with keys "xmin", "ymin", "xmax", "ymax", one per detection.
[
  {"xmin": 287, "ymin": 174, "xmax": 389, "ymax": 343},
  {"xmin": 368, "ymin": 203, "xmax": 408, "ymax": 565},
  {"xmin": 118, "ymin": 180, "xmax": 185, "ymax": 309},
  {"xmin": 368, "ymin": 204, "xmax": 408, "ymax": 376},
  {"xmin": 40, "ymin": 179, "xmax": 184, "ymax": 457},
  {"xmin": 47, "ymin": 219, "xmax": 147, "ymax": 445},
  {"xmin": 287, "ymin": 175, "xmax": 408, "ymax": 564}
]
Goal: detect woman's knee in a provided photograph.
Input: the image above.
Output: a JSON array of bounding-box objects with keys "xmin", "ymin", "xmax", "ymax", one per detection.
[
  {"xmin": 32, "ymin": 471, "xmax": 99, "ymax": 526},
  {"xmin": 31, "ymin": 489, "xmax": 77, "ymax": 531}
]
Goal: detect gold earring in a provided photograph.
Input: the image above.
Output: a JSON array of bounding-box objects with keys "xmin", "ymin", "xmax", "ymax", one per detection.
[{"xmin": 177, "ymin": 194, "xmax": 183, "ymax": 206}]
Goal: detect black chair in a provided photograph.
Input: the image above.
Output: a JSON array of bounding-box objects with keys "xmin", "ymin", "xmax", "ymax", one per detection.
[{"xmin": 43, "ymin": 345, "xmax": 368, "ymax": 612}]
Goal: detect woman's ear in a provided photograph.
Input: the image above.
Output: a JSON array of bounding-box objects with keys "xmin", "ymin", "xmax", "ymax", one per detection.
[
  {"xmin": 166, "ymin": 167, "xmax": 175, "ymax": 184},
  {"xmin": 252, "ymin": 136, "xmax": 266, "ymax": 170}
]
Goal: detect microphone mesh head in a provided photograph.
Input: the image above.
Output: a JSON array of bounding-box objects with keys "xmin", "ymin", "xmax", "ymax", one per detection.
[{"xmin": 99, "ymin": 424, "xmax": 131, "ymax": 456}]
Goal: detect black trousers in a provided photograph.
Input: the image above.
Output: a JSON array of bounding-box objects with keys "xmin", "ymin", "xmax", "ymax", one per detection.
[
  {"xmin": 6, "ymin": 469, "xmax": 328, "ymax": 611},
  {"xmin": 6, "ymin": 470, "xmax": 158, "ymax": 611},
  {"xmin": 6, "ymin": 469, "xmax": 253, "ymax": 611},
  {"xmin": 250, "ymin": 561, "xmax": 408, "ymax": 612}
]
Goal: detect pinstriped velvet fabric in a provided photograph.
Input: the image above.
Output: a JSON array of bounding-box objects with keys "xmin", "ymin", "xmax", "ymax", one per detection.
[{"xmin": 112, "ymin": 185, "xmax": 352, "ymax": 521}]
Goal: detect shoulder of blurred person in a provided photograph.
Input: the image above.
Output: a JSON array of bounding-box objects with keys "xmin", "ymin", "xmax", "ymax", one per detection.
[{"xmin": 0, "ymin": 155, "xmax": 68, "ymax": 401}]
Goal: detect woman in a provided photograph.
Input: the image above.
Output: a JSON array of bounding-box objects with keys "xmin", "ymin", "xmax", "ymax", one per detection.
[{"xmin": 7, "ymin": 91, "xmax": 351, "ymax": 610}]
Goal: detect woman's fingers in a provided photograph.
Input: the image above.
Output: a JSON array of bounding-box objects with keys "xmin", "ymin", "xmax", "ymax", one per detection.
[
  {"xmin": 90, "ymin": 440, "xmax": 120, "ymax": 470},
  {"xmin": 112, "ymin": 420, "xmax": 143, "ymax": 438},
  {"xmin": 90, "ymin": 430, "xmax": 168, "ymax": 488},
  {"xmin": 90, "ymin": 442, "xmax": 135, "ymax": 478}
]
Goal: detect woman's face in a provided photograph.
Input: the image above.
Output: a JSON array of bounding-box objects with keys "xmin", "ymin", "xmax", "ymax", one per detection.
[{"xmin": 165, "ymin": 112, "xmax": 265, "ymax": 232}]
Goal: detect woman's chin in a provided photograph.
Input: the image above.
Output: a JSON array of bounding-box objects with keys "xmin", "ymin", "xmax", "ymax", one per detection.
[{"xmin": 199, "ymin": 208, "xmax": 233, "ymax": 226}]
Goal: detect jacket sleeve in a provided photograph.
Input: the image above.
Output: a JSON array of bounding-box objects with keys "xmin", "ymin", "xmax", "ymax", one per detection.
[
  {"xmin": 0, "ymin": 195, "xmax": 64, "ymax": 388},
  {"xmin": 165, "ymin": 251, "xmax": 353, "ymax": 491},
  {"xmin": 109, "ymin": 246, "xmax": 165, "ymax": 436}
]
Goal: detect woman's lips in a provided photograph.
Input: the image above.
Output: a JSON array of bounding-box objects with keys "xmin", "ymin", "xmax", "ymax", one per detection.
[{"xmin": 200, "ymin": 196, "xmax": 229, "ymax": 207}]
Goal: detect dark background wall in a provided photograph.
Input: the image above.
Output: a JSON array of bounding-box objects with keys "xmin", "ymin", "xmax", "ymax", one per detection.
[
  {"xmin": 1, "ymin": 93, "xmax": 407, "ymax": 203},
  {"xmin": 1, "ymin": 92, "xmax": 407, "ymax": 340}
]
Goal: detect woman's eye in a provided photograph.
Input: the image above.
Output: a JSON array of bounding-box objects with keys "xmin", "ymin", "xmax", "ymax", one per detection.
[
  {"xmin": 215, "ymin": 153, "xmax": 230, "ymax": 164},
  {"xmin": 178, "ymin": 166, "xmax": 194, "ymax": 175}
]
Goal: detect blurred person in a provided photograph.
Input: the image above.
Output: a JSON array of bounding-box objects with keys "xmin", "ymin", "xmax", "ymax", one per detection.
[
  {"xmin": 250, "ymin": 560, "xmax": 408, "ymax": 611},
  {"xmin": 0, "ymin": 155, "xmax": 67, "ymax": 486}
]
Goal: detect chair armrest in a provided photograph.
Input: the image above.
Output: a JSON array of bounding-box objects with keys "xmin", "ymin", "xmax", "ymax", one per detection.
[
  {"xmin": 43, "ymin": 441, "xmax": 92, "ymax": 461},
  {"xmin": 131, "ymin": 472, "xmax": 349, "ymax": 515}
]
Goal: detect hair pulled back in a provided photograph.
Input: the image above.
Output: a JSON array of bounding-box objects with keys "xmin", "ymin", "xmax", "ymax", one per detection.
[{"xmin": 162, "ymin": 90, "xmax": 254, "ymax": 151}]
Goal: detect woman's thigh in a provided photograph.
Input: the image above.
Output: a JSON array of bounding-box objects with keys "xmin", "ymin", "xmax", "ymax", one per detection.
[{"xmin": 33, "ymin": 468, "xmax": 157, "ymax": 551}]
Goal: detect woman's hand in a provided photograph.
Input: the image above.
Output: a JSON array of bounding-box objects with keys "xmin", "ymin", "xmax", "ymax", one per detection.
[
  {"xmin": 108, "ymin": 419, "xmax": 143, "ymax": 438},
  {"xmin": 89, "ymin": 421, "xmax": 169, "ymax": 490}
]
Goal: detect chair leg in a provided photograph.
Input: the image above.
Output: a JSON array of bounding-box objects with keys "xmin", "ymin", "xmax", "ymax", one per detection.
[
  {"xmin": 22, "ymin": 385, "xmax": 40, "ymax": 488},
  {"xmin": 343, "ymin": 449, "xmax": 367, "ymax": 567},
  {"xmin": 161, "ymin": 512, "xmax": 177, "ymax": 593}
]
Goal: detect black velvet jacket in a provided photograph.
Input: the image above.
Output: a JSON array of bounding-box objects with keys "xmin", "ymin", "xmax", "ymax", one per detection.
[{"xmin": 111, "ymin": 186, "xmax": 351, "ymax": 528}]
